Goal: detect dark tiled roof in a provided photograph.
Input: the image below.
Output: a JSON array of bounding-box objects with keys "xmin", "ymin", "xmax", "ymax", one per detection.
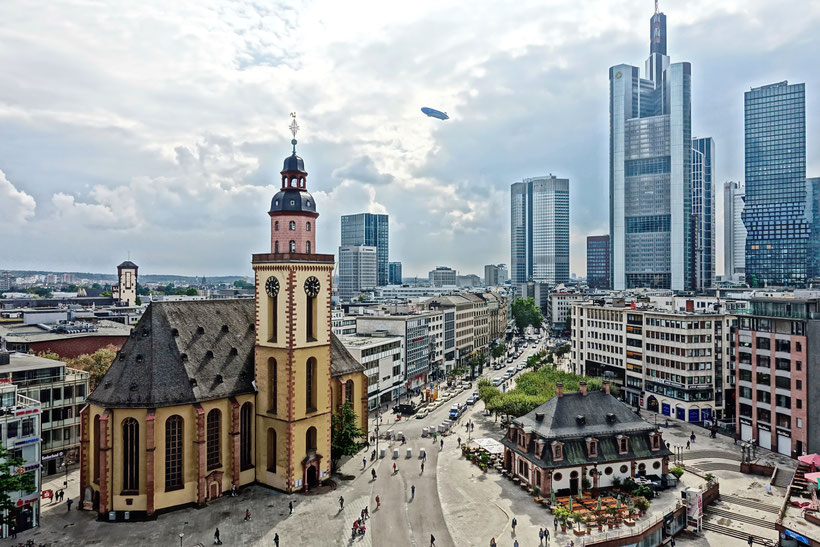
[
  {"xmin": 88, "ymin": 299, "xmax": 256, "ymax": 408},
  {"xmin": 513, "ymin": 391, "xmax": 653, "ymax": 440},
  {"xmin": 88, "ymin": 299, "xmax": 364, "ymax": 409},
  {"xmin": 117, "ymin": 261, "xmax": 139, "ymax": 269}
]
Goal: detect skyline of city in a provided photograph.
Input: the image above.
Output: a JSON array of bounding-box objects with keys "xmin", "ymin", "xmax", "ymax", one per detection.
[{"xmin": 1, "ymin": 2, "xmax": 819, "ymax": 279}]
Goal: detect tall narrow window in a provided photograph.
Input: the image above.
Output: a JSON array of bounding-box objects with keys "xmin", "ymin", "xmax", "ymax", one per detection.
[
  {"xmin": 240, "ymin": 402, "xmax": 253, "ymax": 470},
  {"xmin": 345, "ymin": 379, "xmax": 354, "ymax": 404},
  {"xmin": 93, "ymin": 415, "xmax": 101, "ymax": 484},
  {"xmin": 274, "ymin": 241, "xmax": 280, "ymax": 253},
  {"xmin": 306, "ymin": 357, "xmax": 317, "ymax": 412},
  {"xmin": 267, "ymin": 428, "xmax": 277, "ymax": 472},
  {"xmin": 206, "ymin": 410, "xmax": 221, "ymax": 470},
  {"xmin": 306, "ymin": 241, "xmax": 311, "ymax": 253},
  {"xmin": 122, "ymin": 418, "xmax": 139, "ymax": 492},
  {"xmin": 306, "ymin": 426, "xmax": 317, "ymax": 451},
  {"xmin": 268, "ymin": 358, "xmax": 277, "ymax": 413},
  {"xmin": 289, "ymin": 220, "xmax": 296, "ymax": 231},
  {"xmin": 274, "ymin": 221, "xmax": 279, "ymax": 231},
  {"xmin": 306, "ymin": 295, "xmax": 317, "ymax": 341},
  {"xmin": 306, "ymin": 221, "xmax": 311, "ymax": 231},
  {"xmin": 165, "ymin": 415, "xmax": 183, "ymax": 491},
  {"xmin": 289, "ymin": 240, "xmax": 296, "ymax": 253}
]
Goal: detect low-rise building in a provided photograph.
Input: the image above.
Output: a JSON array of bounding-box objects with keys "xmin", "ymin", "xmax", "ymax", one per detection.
[
  {"xmin": 501, "ymin": 381, "xmax": 672, "ymax": 496},
  {"xmin": 356, "ymin": 313, "xmax": 434, "ymax": 392},
  {"xmin": 0, "ymin": 319, "xmax": 132, "ymax": 359},
  {"xmin": 1, "ymin": 352, "xmax": 89, "ymax": 475},
  {"xmin": 548, "ymin": 291, "xmax": 586, "ymax": 332},
  {"xmin": 429, "ymin": 267, "xmax": 457, "ymax": 287},
  {"xmin": 0, "ymin": 374, "xmax": 42, "ymax": 538},
  {"xmin": 735, "ymin": 297, "xmax": 820, "ymax": 457},
  {"xmin": 338, "ymin": 333, "xmax": 404, "ymax": 411}
]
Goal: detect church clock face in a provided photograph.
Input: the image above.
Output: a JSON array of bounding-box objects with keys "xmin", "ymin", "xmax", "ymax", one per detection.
[
  {"xmin": 304, "ymin": 276, "xmax": 320, "ymax": 298},
  {"xmin": 265, "ymin": 276, "xmax": 280, "ymax": 298}
]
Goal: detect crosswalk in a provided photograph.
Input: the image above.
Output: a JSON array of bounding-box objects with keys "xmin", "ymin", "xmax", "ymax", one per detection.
[{"xmin": 342, "ymin": 494, "xmax": 373, "ymax": 547}]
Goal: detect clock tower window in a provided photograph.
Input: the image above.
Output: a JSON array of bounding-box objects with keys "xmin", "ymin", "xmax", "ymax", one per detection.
[
  {"xmin": 289, "ymin": 240, "xmax": 296, "ymax": 253},
  {"xmin": 306, "ymin": 357, "xmax": 317, "ymax": 412},
  {"xmin": 274, "ymin": 241, "xmax": 279, "ymax": 253},
  {"xmin": 268, "ymin": 357, "xmax": 277, "ymax": 413}
]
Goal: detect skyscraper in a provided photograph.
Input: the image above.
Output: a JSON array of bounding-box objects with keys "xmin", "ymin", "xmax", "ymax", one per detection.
[
  {"xmin": 743, "ymin": 81, "xmax": 808, "ymax": 287},
  {"xmin": 388, "ymin": 261, "xmax": 403, "ymax": 285},
  {"xmin": 609, "ymin": 5, "xmax": 692, "ymax": 291},
  {"xmin": 723, "ymin": 181, "xmax": 746, "ymax": 280},
  {"xmin": 692, "ymin": 137, "xmax": 715, "ymax": 290},
  {"xmin": 338, "ymin": 245, "xmax": 378, "ymax": 301},
  {"xmin": 340, "ymin": 213, "xmax": 389, "ymax": 285},
  {"xmin": 510, "ymin": 175, "xmax": 570, "ymax": 285},
  {"xmin": 484, "ymin": 264, "xmax": 504, "ymax": 286},
  {"xmin": 586, "ymin": 235, "xmax": 611, "ymax": 289},
  {"xmin": 807, "ymin": 177, "xmax": 820, "ymax": 281}
]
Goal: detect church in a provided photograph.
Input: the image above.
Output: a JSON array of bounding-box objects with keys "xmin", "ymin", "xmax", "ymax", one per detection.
[{"xmin": 79, "ymin": 123, "xmax": 368, "ymax": 519}]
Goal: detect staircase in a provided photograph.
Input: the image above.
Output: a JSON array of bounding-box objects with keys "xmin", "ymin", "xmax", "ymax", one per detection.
[{"xmin": 791, "ymin": 463, "xmax": 813, "ymax": 497}]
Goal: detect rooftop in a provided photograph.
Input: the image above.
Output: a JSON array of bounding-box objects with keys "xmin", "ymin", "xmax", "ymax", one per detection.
[
  {"xmin": 337, "ymin": 333, "xmax": 402, "ymax": 348},
  {"xmin": 0, "ymin": 319, "xmax": 132, "ymax": 343}
]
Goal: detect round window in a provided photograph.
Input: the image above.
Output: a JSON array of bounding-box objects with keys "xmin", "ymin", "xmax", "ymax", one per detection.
[
  {"xmin": 553, "ymin": 472, "xmax": 563, "ymax": 482},
  {"xmin": 570, "ymin": 470, "xmax": 578, "ymax": 479},
  {"xmin": 604, "ymin": 466, "xmax": 613, "ymax": 475},
  {"xmin": 620, "ymin": 465, "xmax": 628, "ymax": 473},
  {"xmin": 638, "ymin": 463, "xmax": 646, "ymax": 471},
  {"xmin": 652, "ymin": 461, "xmax": 661, "ymax": 469}
]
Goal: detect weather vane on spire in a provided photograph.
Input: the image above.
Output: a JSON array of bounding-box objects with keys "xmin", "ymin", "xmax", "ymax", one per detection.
[{"xmin": 289, "ymin": 112, "xmax": 299, "ymax": 153}]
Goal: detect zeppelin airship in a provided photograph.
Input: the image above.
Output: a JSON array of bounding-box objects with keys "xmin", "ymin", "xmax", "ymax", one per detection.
[{"xmin": 421, "ymin": 107, "xmax": 449, "ymax": 120}]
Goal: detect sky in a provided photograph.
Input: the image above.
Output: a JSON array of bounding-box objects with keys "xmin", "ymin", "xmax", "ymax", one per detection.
[{"xmin": 1, "ymin": 0, "xmax": 819, "ymax": 279}]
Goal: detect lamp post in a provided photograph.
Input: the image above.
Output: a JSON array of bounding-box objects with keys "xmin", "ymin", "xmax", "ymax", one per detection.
[{"xmin": 178, "ymin": 533, "xmax": 184, "ymax": 547}]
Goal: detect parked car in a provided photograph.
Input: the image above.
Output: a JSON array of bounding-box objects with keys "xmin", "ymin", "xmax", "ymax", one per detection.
[
  {"xmin": 492, "ymin": 377, "xmax": 502, "ymax": 386},
  {"xmin": 466, "ymin": 396, "xmax": 476, "ymax": 405},
  {"xmin": 415, "ymin": 409, "xmax": 429, "ymax": 419}
]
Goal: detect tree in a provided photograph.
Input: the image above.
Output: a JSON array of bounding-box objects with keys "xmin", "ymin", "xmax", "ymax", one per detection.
[
  {"xmin": 330, "ymin": 400, "xmax": 364, "ymax": 472},
  {"xmin": 136, "ymin": 283, "xmax": 151, "ymax": 296},
  {"xmin": 466, "ymin": 353, "xmax": 484, "ymax": 379},
  {"xmin": 100, "ymin": 291, "xmax": 112, "ymax": 297},
  {"xmin": 184, "ymin": 287, "xmax": 199, "ymax": 296},
  {"xmin": 69, "ymin": 346, "xmax": 118, "ymax": 391},
  {"xmin": 564, "ymin": 314, "xmax": 572, "ymax": 332},
  {"xmin": 135, "ymin": 296, "xmax": 142, "ymax": 306},
  {"xmin": 233, "ymin": 279, "xmax": 253, "ymax": 289},
  {"xmin": 91, "ymin": 283, "xmax": 102, "ymax": 290},
  {"xmin": 163, "ymin": 283, "xmax": 175, "ymax": 295},
  {"xmin": 490, "ymin": 344, "xmax": 506, "ymax": 361},
  {"xmin": 0, "ymin": 445, "xmax": 36, "ymax": 528},
  {"xmin": 511, "ymin": 298, "xmax": 543, "ymax": 332}
]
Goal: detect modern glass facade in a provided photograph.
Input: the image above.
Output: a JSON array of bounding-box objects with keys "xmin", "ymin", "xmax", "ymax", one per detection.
[
  {"xmin": 692, "ymin": 137, "xmax": 715, "ymax": 290},
  {"xmin": 338, "ymin": 245, "xmax": 378, "ymax": 301},
  {"xmin": 743, "ymin": 81, "xmax": 808, "ymax": 287},
  {"xmin": 388, "ymin": 261, "xmax": 402, "ymax": 285},
  {"xmin": 723, "ymin": 181, "xmax": 746, "ymax": 279},
  {"xmin": 807, "ymin": 178, "xmax": 820, "ymax": 281},
  {"xmin": 609, "ymin": 9, "xmax": 692, "ymax": 291},
  {"xmin": 340, "ymin": 213, "xmax": 389, "ymax": 285},
  {"xmin": 509, "ymin": 176, "xmax": 570, "ymax": 284},
  {"xmin": 586, "ymin": 235, "xmax": 611, "ymax": 289}
]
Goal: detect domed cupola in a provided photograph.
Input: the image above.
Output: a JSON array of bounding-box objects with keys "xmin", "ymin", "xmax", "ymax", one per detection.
[{"xmin": 267, "ymin": 114, "xmax": 319, "ymax": 255}]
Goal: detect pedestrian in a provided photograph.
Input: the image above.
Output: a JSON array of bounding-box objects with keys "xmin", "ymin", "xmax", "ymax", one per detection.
[
  {"xmin": 274, "ymin": 533, "xmax": 280, "ymax": 546},
  {"xmin": 411, "ymin": 484, "xmax": 416, "ymax": 499},
  {"xmin": 214, "ymin": 528, "xmax": 222, "ymax": 545},
  {"xmin": 361, "ymin": 508, "xmax": 367, "ymax": 521},
  {"xmin": 554, "ymin": 517, "xmax": 558, "ymax": 533},
  {"xmin": 244, "ymin": 508, "xmax": 251, "ymax": 521},
  {"xmin": 421, "ymin": 461, "xmax": 425, "ymax": 473},
  {"xmin": 690, "ymin": 431, "xmax": 696, "ymax": 443},
  {"xmin": 490, "ymin": 538, "xmax": 497, "ymax": 547},
  {"xmin": 372, "ymin": 468, "xmax": 377, "ymax": 480},
  {"xmin": 231, "ymin": 482, "xmax": 237, "ymax": 496},
  {"xmin": 540, "ymin": 528, "xmax": 545, "ymax": 544},
  {"xmin": 514, "ymin": 540, "xmax": 519, "ymax": 547},
  {"xmin": 512, "ymin": 516, "xmax": 517, "ymax": 532},
  {"xmin": 440, "ymin": 439, "xmax": 444, "ymax": 450},
  {"xmin": 431, "ymin": 533, "xmax": 436, "ymax": 546},
  {"xmin": 393, "ymin": 462, "xmax": 398, "ymax": 474},
  {"xmin": 545, "ymin": 527, "xmax": 550, "ymax": 543},
  {"xmin": 457, "ymin": 436, "xmax": 462, "ymax": 446},
  {"xmin": 422, "ymin": 451, "xmax": 427, "ymax": 462},
  {"xmin": 364, "ymin": 505, "xmax": 369, "ymax": 518},
  {"xmin": 670, "ymin": 538, "xmax": 675, "ymax": 547},
  {"xmin": 376, "ymin": 495, "xmax": 381, "ymax": 508},
  {"xmin": 363, "ymin": 456, "xmax": 367, "ymax": 469},
  {"xmin": 686, "ymin": 440, "xmax": 690, "ymax": 450},
  {"xmin": 339, "ymin": 496, "xmax": 344, "ymax": 511},
  {"xmin": 748, "ymin": 536, "xmax": 754, "ymax": 547},
  {"xmin": 289, "ymin": 500, "xmax": 293, "ymax": 514},
  {"xmin": 9, "ymin": 522, "xmax": 15, "ymax": 539},
  {"xmin": 67, "ymin": 497, "xmax": 73, "ymax": 511}
]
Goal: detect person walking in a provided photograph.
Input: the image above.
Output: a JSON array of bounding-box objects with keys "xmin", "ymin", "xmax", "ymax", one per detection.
[
  {"xmin": 440, "ymin": 439, "xmax": 444, "ymax": 450},
  {"xmin": 67, "ymin": 497, "xmax": 73, "ymax": 511},
  {"xmin": 372, "ymin": 468, "xmax": 377, "ymax": 480},
  {"xmin": 421, "ymin": 461, "xmax": 424, "ymax": 474},
  {"xmin": 512, "ymin": 516, "xmax": 517, "ymax": 532},
  {"xmin": 670, "ymin": 538, "xmax": 675, "ymax": 547},
  {"xmin": 554, "ymin": 517, "xmax": 558, "ymax": 533},
  {"xmin": 376, "ymin": 495, "xmax": 381, "ymax": 508},
  {"xmin": 393, "ymin": 462, "xmax": 398, "ymax": 474},
  {"xmin": 363, "ymin": 456, "xmax": 367, "ymax": 469},
  {"xmin": 545, "ymin": 527, "xmax": 550, "ymax": 544},
  {"xmin": 289, "ymin": 500, "xmax": 293, "ymax": 515},
  {"xmin": 513, "ymin": 540, "xmax": 519, "ymax": 547},
  {"xmin": 9, "ymin": 523, "xmax": 15, "ymax": 539},
  {"xmin": 364, "ymin": 505, "xmax": 369, "ymax": 518},
  {"xmin": 244, "ymin": 508, "xmax": 251, "ymax": 521},
  {"xmin": 457, "ymin": 436, "xmax": 462, "ymax": 446},
  {"xmin": 274, "ymin": 533, "xmax": 280, "ymax": 546},
  {"xmin": 214, "ymin": 528, "xmax": 222, "ymax": 545},
  {"xmin": 339, "ymin": 496, "xmax": 345, "ymax": 511},
  {"xmin": 490, "ymin": 538, "xmax": 497, "ymax": 547},
  {"xmin": 540, "ymin": 528, "xmax": 545, "ymax": 545},
  {"xmin": 748, "ymin": 536, "xmax": 754, "ymax": 547},
  {"xmin": 361, "ymin": 509, "xmax": 367, "ymax": 521},
  {"xmin": 690, "ymin": 431, "xmax": 696, "ymax": 444},
  {"xmin": 411, "ymin": 485, "xmax": 416, "ymax": 499},
  {"xmin": 686, "ymin": 440, "xmax": 691, "ymax": 450},
  {"xmin": 430, "ymin": 533, "xmax": 436, "ymax": 545}
]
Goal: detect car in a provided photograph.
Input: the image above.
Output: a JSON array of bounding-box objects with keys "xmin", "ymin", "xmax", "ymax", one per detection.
[
  {"xmin": 492, "ymin": 378, "xmax": 502, "ymax": 386},
  {"xmin": 466, "ymin": 396, "xmax": 476, "ymax": 405},
  {"xmin": 415, "ymin": 409, "xmax": 429, "ymax": 419},
  {"xmin": 517, "ymin": 364, "xmax": 526, "ymax": 371},
  {"xmin": 506, "ymin": 357, "xmax": 514, "ymax": 364}
]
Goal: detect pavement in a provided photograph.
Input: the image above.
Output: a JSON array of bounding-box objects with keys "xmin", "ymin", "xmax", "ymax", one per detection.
[{"xmin": 5, "ymin": 335, "xmax": 792, "ymax": 547}]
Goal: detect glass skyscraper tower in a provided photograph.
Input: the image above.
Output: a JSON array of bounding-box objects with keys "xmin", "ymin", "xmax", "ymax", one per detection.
[
  {"xmin": 609, "ymin": 6, "xmax": 693, "ymax": 290},
  {"xmin": 340, "ymin": 213, "xmax": 389, "ymax": 285},
  {"xmin": 743, "ymin": 81, "xmax": 808, "ymax": 287},
  {"xmin": 692, "ymin": 137, "xmax": 715, "ymax": 290},
  {"xmin": 510, "ymin": 175, "xmax": 570, "ymax": 285}
]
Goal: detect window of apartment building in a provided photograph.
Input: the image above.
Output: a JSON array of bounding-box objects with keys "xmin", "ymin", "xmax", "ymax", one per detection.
[
  {"xmin": 757, "ymin": 355, "xmax": 770, "ymax": 368},
  {"xmin": 7, "ymin": 421, "xmax": 18, "ymax": 438},
  {"xmin": 756, "ymin": 372, "xmax": 771, "ymax": 385},
  {"xmin": 52, "ymin": 387, "xmax": 61, "ymax": 401},
  {"xmin": 22, "ymin": 418, "xmax": 34, "ymax": 438},
  {"xmin": 775, "ymin": 376, "xmax": 791, "ymax": 390},
  {"xmin": 757, "ymin": 408, "xmax": 771, "ymax": 423},
  {"xmin": 776, "ymin": 413, "xmax": 791, "ymax": 429},
  {"xmin": 796, "ymin": 380, "xmax": 802, "ymax": 390},
  {"xmin": 739, "ymin": 369, "xmax": 752, "ymax": 382},
  {"xmin": 42, "ymin": 410, "xmax": 50, "ymax": 423},
  {"xmin": 78, "ymin": 384, "xmax": 86, "ymax": 398},
  {"xmin": 739, "ymin": 403, "xmax": 753, "ymax": 418},
  {"xmin": 797, "ymin": 418, "xmax": 803, "ymax": 428},
  {"xmin": 739, "ymin": 387, "xmax": 752, "ymax": 399},
  {"xmin": 39, "ymin": 389, "xmax": 50, "ymax": 404},
  {"xmin": 64, "ymin": 385, "xmax": 74, "ymax": 400},
  {"xmin": 775, "ymin": 339, "xmax": 790, "ymax": 353},
  {"xmin": 796, "ymin": 341, "xmax": 803, "ymax": 352},
  {"xmin": 775, "ymin": 394, "xmax": 791, "ymax": 409},
  {"xmin": 756, "ymin": 337, "xmax": 770, "ymax": 350}
]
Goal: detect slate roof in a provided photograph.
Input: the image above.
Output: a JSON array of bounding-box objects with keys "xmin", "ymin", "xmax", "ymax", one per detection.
[
  {"xmin": 513, "ymin": 391, "xmax": 653, "ymax": 440},
  {"xmin": 117, "ymin": 261, "xmax": 139, "ymax": 269},
  {"xmin": 88, "ymin": 299, "xmax": 364, "ymax": 409}
]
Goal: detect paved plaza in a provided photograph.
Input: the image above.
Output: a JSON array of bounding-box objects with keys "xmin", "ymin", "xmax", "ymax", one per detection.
[{"xmin": 3, "ymin": 344, "xmax": 793, "ymax": 546}]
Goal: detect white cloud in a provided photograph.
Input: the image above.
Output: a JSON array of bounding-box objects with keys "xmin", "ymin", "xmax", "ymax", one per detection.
[{"xmin": 0, "ymin": 170, "xmax": 36, "ymax": 226}]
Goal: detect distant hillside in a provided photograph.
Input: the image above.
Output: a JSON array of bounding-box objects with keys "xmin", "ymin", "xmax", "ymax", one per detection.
[{"xmin": 2, "ymin": 270, "xmax": 248, "ymax": 284}]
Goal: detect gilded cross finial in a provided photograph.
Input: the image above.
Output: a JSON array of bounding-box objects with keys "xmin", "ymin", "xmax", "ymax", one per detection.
[{"xmin": 289, "ymin": 113, "xmax": 299, "ymax": 153}]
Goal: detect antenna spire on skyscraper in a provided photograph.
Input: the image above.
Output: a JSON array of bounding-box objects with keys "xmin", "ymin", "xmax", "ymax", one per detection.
[{"xmin": 655, "ymin": 0, "xmax": 659, "ymax": 14}]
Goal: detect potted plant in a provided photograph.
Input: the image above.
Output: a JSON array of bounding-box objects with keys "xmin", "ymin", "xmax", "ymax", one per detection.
[
  {"xmin": 606, "ymin": 507, "xmax": 617, "ymax": 529},
  {"xmin": 704, "ymin": 473, "xmax": 716, "ymax": 487},
  {"xmin": 582, "ymin": 477, "xmax": 592, "ymax": 491},
  {"xmin": 611, "ymin": 476, "xmax": 621, "ymax": 491},
  {"xmin": 533, "ymin": 485, "xmax": 541, "ymax": 502},
  {"xmin": 571, "ymin": 513, "xmax": 585, "ymax": 536},
  {"xmin": 633, "ymin": 496, "xmax": 650, "ymax": 516}
]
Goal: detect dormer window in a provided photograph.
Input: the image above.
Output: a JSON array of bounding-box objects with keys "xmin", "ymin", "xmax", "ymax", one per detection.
[
  {"xmin": 551, "ymin": 440, "xmax": 564, "ymax": 462},
  {"xmin": 586, "ymin": 437, "xmax": 598, "ymax": 458},
  {"xmin": 616, "ymin": 435, "xmax": 628, "ymax": 455},
  {"xmin": 650, "ymin": 432, "xmax": 661, "ymax": 451}
]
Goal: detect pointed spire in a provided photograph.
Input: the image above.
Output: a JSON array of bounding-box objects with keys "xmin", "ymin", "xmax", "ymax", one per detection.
[
  {"xmin": 655, "ymin": 0, "xmax": 659, "ymax": 15},
  {"xmin": 289, "ymin": 112, "xmax": 299, "ymax": 154}
]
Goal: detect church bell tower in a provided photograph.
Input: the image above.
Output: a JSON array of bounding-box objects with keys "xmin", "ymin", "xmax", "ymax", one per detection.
[{"xmin": 252, "ymin": 115, "xmax": 335, "ymax": 492}]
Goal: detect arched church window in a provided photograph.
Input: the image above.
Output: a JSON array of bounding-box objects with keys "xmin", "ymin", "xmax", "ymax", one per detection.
[
  {"xmin": 274, "ymin": 221, "xmax": 279, "ymax": 231},
  {"xmin": 306, "ymin": 358, "xmax": 317, "ymax": 412},
  {"xmin": 345, "ymin": 379, "xmax": 354, "ymax": 404},
  {"xmin": 165, "ymin": 415, "xmax": 183, "ymax": 491},
  {"xmin": 240, "ymin": 402, "xmax": 253, "ymax": 470},
  {"xmin": 306, "ymin": 241, "xmax": 311, "ymax": 253},
  {"xmin": 275, "ymin": 241, "xmax": 280, "ymax": 253},
  {"xmin": 289, "ymin": 221, "xmax": 296, "ymax": 231},
  {"xmin": 122, "ymin": 418, "xmax": 139, "ymax": 492},
  {"xmin": 93, "ymin": 415, "xmax": 101, "ymax": 483},
  {"xmin": 267, "ymin": 428, "xmax": 277, "ymax": 472},
  {"xmin": 206, "ymin": 409, "xmax": 221, "ymax": 470},
  {"xmin": 306, "ymin": 426, "xmax": 317, "ymax": 451},
  {"xmin": 268, "ymin": 357, "xmax": 277, "ymax": 413},
  {"xmin": 289, "ymin": 241, "xmax": 296, "ymax": 253}
]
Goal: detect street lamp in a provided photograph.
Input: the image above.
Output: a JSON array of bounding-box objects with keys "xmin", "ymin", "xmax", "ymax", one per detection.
[{"xmin": 178, "ymin": 533, "xmax": 184, "ymax": 547}]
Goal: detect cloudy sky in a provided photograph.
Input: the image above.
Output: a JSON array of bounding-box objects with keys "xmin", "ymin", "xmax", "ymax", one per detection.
[{"xmin": 1, "ymin": 0, "xmax": 818, "ymax": 278}]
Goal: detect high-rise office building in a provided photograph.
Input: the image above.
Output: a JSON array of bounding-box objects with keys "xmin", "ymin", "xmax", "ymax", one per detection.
[
  {"xmin": 692, "ymin": 137, "xmax": 715, "ymax": 290},
  {"xmin": 341, "ymin": 213, "xmax": 389, "ymax": 285},
  {"xmin": 484, "ymin": 264, "xmax": 506, "ymax": 286},
  {"xmin": 723, "ymin": 181, "xmax": 746, "ymax": 280},
  {"xmin": 510, "ymin": 175, "xmax": 570, "ymax": 284},
  {"xmin": 586, "ymin": 235, "xmax": 611, "ymax": 289},
  {"xmin": 388, "ymin": 261, "xmax": 403, "ymax": 285},
  {"xmin": 338, "ymin": 245, "xmax": 378, "ymax": 301},
  {"xmin": 429, "ymin": 266, "xmax": 457, "ymax": 287},
  {"xmin": 808, "ymin": 177, "xmax": 820, "ymax": 281},
  {"xmin": 609, "ymin": 6, "xmax": 692, "ymax": 291},
  {"xmin": 743, "ymin": 81, "xmax": 808, "ymax": 287}
]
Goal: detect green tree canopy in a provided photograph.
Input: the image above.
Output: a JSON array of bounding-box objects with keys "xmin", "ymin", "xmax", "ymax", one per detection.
[
  {"xmin": 331, "ymin": 401, "xmax": 364, "ymax": 472},
  {"xmin": 233, "ymin": 279, "xmax": 253, "ymax": 289},
  {"xmin": 491, "ymin": 344, "xmax": 507, "ymax": 359},
  {"xmin": 68, "ymin": 345, "xmax": 118, "ymax": 391},
  {"xmin": 511, "ymin": 297, "xmax": 543, "ymax": 332},
  {"xmin": 0, "ymin": 445, "xmax": 36, "ymax": 528}
]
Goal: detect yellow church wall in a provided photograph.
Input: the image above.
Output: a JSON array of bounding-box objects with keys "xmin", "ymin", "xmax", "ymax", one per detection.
[
  {"xmin": 254, "ymin": 416, "xmax": 289, "ymax": 491},
  {"xmin": 110, "ymin": 408, "xmax": 148, "ymax": 512}
]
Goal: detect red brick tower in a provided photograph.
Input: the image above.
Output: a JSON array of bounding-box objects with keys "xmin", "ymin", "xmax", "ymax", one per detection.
[{"xmin": 268, "ymin": 117, "xmax": 318, "ymax": 254}]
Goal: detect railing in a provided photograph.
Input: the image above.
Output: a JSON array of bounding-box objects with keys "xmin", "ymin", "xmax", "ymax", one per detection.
[{"xmin": 584, "ymin": 512, "xmax": 667, "ymax": 545}]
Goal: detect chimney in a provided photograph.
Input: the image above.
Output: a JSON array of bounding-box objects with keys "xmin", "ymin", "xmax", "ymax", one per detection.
[
  {"xmin": 579, "ymin": 381, "xmax": 588, "ymax": 396},
  {"xmin": 556, "ymin": 382, "xmax": 563, "ymax": 398},
  {"xmin": 535, "ymin": 412, "xmax": 545, "ymax": 422},
  {"xmin": 603, "ymin": 379, "xmax": 610, "ymax": 395}
]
